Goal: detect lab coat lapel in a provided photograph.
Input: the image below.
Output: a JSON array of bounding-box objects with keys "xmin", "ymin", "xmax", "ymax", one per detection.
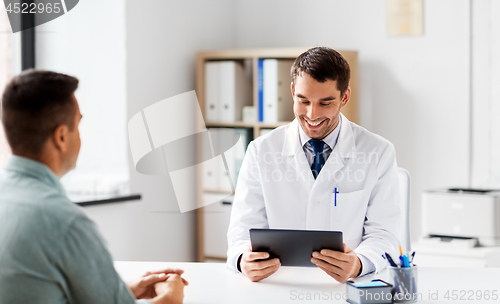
[
  {"xmin": 313, "ymin": 114, "xmax": 357, "ymax": 190},
  {"xmin": 282, "ymin": 119, "xmax": 315, "ymax": 188}
]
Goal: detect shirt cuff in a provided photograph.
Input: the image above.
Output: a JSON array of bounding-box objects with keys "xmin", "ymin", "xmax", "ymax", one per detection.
[
  {"xmin": 357, "ymin": 253, "xmax": 376, "ymax": 277},
  {"xmin": 236, "ymin": 253, "xmax": 243, "ymax": 272}
]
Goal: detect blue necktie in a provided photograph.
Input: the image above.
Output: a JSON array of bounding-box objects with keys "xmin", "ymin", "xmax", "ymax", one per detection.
[{"xmin": 309, "ymin": 139, "xmax": 325, "ymax": 179}]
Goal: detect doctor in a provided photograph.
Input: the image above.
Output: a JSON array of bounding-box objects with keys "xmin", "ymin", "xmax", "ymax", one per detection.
[{"xmin": 227, "ymin": 47, "xmax": 400, "ymax": 283}]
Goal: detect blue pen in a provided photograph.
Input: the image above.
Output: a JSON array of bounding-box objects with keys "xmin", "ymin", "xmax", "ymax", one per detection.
[
  {"xmin": 334, "ymin": 187, "xmax": 339, "ymax": 206},
  {"xmin": 400, "ymin": 255, "xmax": 410, "ymax": 268},
  {"xmin": 399, "ymin": 245, "xmax": 411, "ymax": 267}
]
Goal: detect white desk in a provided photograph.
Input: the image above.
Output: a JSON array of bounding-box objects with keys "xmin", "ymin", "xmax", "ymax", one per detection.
[{"xmin": 115, "ymin": 261, "xmax": 500, "ymax": 304}]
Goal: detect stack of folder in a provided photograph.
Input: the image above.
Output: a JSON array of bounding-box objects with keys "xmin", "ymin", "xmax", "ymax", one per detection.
[{"xmin": 204, "ymin": 61, "xmax": 252, "ymax": 123}]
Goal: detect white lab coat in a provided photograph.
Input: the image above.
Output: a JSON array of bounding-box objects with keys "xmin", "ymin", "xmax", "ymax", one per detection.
[{"xmin": 226, "ymin": 114, "xmax": 401, "ymax": 274}]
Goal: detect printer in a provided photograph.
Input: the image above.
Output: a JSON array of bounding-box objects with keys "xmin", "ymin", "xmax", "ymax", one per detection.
[{"xmin": 421, "ymin": 188, "xmax": 500, "ymax": 247}]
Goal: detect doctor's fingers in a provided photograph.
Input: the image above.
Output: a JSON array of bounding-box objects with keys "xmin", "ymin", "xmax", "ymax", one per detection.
[
  {"xmin": 245, "ymin": 251, "xmax": 270, "ymax": 261},
  {"xmin": 248, "ymin": 258, "xmax": 280, "ymax": 271},
  {"xmin": 313, "ymin": 255, "xmax": 359, "ymax": 280},
  {"xmin": 254, "ymin": 267, "xmax": 279, "ymax": 281},
  {"xmin": 313, "ymin": 252, "xmax": 355, "ymax": 271},
  {"xmin": 245, "ymin": 264, "xmax": 280, "ymax": 282},
  {"xmin": 316, "ymin": 249, "xmax": 350, "ymax": 261}
]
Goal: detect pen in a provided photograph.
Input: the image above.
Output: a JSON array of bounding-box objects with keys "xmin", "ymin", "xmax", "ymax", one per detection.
[
  {"xmin": 399, "ymin": 245, "xmax": 411, "ymax": 268},
  {"xmin": 400, "ymin": 255, "xmax": 410, "ymax": 268},
  {"xmin": 334, "ymin": 187, "xmax": 339, "ymax": 206},
  {"xmin": 385, "ymin": 252, "xmax": 398, "ymax": 267}
]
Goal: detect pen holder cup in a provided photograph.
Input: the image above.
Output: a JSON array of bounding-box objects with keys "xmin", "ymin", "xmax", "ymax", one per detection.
[{"xmin": 387, "ymin": 266, "xmax": 418, "ymax": 303}]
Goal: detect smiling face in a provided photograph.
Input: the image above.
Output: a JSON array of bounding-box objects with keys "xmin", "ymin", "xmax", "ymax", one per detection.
[{"xmin": 292, "ymin": 72, "xmax": 350, "ymax": 140}]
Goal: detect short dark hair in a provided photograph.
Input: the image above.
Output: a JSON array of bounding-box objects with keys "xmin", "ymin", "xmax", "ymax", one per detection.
[
  {"xmin": 1, "ymin": 69, "xmax": 79, "ymax": 155},
  {"xmin": 291, "ymin": 47, "xmax": 351, "ymax": 95}
]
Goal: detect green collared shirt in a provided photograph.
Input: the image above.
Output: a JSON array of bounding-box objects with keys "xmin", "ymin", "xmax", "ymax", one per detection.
[{"xmin": 0, "ymin": 156, "xmax": 149, "ymax": 304}]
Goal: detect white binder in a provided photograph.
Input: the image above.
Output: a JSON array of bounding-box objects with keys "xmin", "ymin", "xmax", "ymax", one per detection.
[
  {"xmin": 201, "ymin": 129, "xmax": 218, "ymax": 191},
  {"xmin": 233, "ymin": 128, "xmax": 250, "ymax": 187},
  {"xmin": 217, "ymin": 128, "xmax": 236, "ymax": 193},
  {"xmin": 218, "ymin": 61, "xmax": 252, "ymax": 123},
  {"xmin": 204, "ymin": 62, "xmax": 219, "ymax": 123},
  {"xmin": 263, "ymin": 59, "xmax": 295, "ymax": 123}
]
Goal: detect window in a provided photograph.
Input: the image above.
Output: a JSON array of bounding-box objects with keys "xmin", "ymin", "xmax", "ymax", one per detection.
[
  {"xmin": 0, "ymin": 5, "xmax": 130, "ymax": 201},
  {"xmin": 33, "ymin": 6, "xmax": 131, "ymax": 202}
]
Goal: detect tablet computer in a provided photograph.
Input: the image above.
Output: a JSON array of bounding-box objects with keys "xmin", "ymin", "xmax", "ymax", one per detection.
[{"xmin": 249, "ymin": 229, "xmax": 343, "ymax": 267}]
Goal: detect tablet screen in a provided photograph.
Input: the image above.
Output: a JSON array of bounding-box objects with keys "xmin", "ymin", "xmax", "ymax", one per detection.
[{"xmin": 250, "ymin": 229, "xmax": 343, "ymax": 267}]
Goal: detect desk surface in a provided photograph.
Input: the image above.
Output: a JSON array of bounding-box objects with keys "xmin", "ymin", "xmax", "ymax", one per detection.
[{"xmin": 115, "ymin": 261, "xmax": 500, "ymax": 304}]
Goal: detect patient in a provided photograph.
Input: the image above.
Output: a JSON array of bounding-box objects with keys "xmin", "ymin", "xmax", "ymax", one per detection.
[{"xmin": 0, "ymin": 70, "xmax": 186, "ymax": 304}]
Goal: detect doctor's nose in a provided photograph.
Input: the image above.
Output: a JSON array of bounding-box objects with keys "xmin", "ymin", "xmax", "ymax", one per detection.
[{"xmin": 306, "ymin": 104, "xmax": 321, "ymax": 120}]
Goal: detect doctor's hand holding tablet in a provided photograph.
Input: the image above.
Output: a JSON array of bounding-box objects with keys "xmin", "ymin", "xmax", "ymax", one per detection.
[
  {"xmin": 240, "ymin": 245, "xmax": 362, "ymax": 283},
  {"xmin": 241, "ymin": 243, "xmax": 361, "ymax": 283},
  {"xmin": 240, "ymin": 246, "xmax": 281, "ymax": 282},
  {"xmin": 240, "ymin": 246, "xmax": 361, "ymax": 283},
  {"xmin": 310, "ymin": 243, "xmax": 362, "ymax": 283},
  {"xmin": 227, "ymin": 47, "xmax": 401, "ymax": 284}
]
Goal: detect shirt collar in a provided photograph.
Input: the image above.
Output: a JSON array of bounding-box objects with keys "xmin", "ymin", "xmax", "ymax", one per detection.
[
  {"xmin": 298, "ymin": 115, "xmax": 342, "ymax": 150},
  {"xmin": 2, "ymin": 155, "xmax": 66, "ymax": 195}
]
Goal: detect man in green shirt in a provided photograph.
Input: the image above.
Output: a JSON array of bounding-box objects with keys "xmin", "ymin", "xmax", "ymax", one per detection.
[{"xmin": 0, "ymin": 70, "xmax": 186, "ymax": 304}]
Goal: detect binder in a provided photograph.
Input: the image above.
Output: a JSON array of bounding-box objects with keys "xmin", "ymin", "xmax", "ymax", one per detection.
[
  {"xmin": 218, "ymin": 61, "xmax": 252, "ymax": 123},
  {"xmin": 216, "ymin": 128, "xmax": 236, "ymax": 192},
  {"xmin": 222, "ymin": 150, "xmax": 235, "ymax": 193},
  {"xmin": 257, "ymin": 59, "xmax": 264, "ymax": 122},
  {"xmin": 201, "ymin": 129, "xmax": 218, "ymax": 191},
  {"xmin": 233, "ymin": 128, "xmax": 252, "ymax": 187},
  {"xmin": 204, "ymin": 62, "xmax": 219, "ymax": 123},
  {"xmin": 207, "ymin": 128, "xmax": 252, "ymax": 192},
  {"xmin": 263, "ymin": 59, "xmax": 295, "ymax": 123},
  {"xmin": 204, "ymin": 61, "xmax": 251, "ymax": 123}
]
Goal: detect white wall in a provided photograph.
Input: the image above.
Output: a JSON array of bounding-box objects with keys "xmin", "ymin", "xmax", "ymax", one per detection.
[
  {"xmin": 234, "ymin": 0, "xmax": 472, "ymax": 240},
  {"xmin": 124, "ymin": 0, "xmax": 237, "ymax": 261},
  {"xmin": 471, "ymin": 1, "xmax": 500, "ymax": 189}
]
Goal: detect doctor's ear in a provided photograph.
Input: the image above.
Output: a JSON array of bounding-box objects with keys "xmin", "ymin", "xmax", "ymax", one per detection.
[
  {"xmin": 290, "ymin": 82, "xmax": 295, "ymax": 97},
  {"xmin": 340, "ymin": 87, "xmax": 351, "ymax": 108}
]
